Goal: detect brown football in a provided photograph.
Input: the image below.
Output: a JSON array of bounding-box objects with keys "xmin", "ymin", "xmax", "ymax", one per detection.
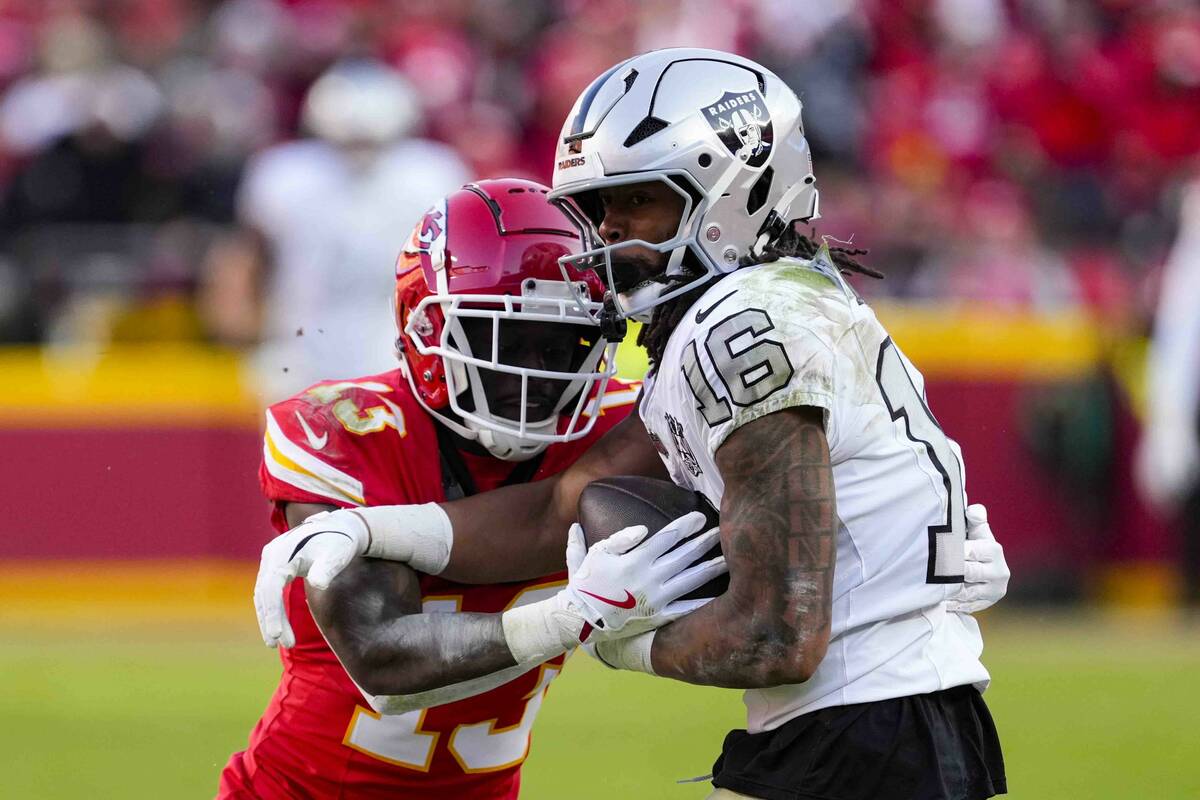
[{"xmin": 577, "ymin": 476, "xmax": 727, "ymax": 600}]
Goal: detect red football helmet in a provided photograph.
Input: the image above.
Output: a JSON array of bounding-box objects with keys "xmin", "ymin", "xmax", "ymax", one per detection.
[{"xmin": 394, "ymin": 178, "xmax": 617, "ymax": 460}]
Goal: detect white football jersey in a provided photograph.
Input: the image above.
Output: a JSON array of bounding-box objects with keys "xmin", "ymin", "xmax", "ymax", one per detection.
[
  {"xmin": 239, "ymin": 138, "xmax": 469, "ymax": 400},
  {"xmin": 638, "ymin": 254, "xmax": 990, "ymax": 733}
]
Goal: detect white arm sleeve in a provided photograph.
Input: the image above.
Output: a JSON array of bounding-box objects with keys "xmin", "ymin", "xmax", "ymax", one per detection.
[{"xmin": 364, "ymin": 664, "xmax": 531, "ymax": 715}]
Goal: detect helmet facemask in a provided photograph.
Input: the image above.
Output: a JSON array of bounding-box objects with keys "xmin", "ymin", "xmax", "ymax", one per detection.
[
  {"xmin": 403, "ymin": 279, "xmax": 617, "ymax": 461},
  {"xmin": 552, "ymin": 171, "xmax": 713, "ymax": 323}
]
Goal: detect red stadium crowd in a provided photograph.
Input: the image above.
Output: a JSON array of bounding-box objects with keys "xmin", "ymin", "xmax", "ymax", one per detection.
[{"xmin": 0, "ymin": 0, "xmax": 1197, "ymax": 344}]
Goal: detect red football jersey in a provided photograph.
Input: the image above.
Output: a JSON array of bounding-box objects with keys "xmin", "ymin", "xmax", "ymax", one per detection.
[{"xmin": 218, "ymin": 370, "xmax": 638, "ymax": 800}]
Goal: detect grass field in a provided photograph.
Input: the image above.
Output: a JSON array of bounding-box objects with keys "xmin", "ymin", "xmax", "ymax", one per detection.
[{"xmin": 2, "ymin": 610, "xmax": 1198, "ymax": 799}]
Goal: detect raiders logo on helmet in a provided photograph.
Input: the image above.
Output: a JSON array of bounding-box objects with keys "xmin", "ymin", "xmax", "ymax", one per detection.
[{"xmin": 702, "ymin": 89, "xmax": 773, "ymax": 168}]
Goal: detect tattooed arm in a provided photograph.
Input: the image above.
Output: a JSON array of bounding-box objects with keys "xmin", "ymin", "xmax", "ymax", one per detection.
[
  {"xmin": 291, "ymin": 503, "xmax": 520, "ymax": 698},
  {"xmin": 647, "ymin": 407, "xmax": 836, "ymax": 688}
]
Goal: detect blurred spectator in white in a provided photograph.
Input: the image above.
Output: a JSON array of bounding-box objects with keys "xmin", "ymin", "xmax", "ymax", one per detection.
[
  {"xmin": 200, "ymin": 58, "xmax": 468, "ymax": 401},
  {"xmin": 1137, "ymin": 176, "xmax": 1200, "ymax": 606},
  {"xmin": 934, "ymin": 0, "xmax": 1007, "ymax": 51},
  {"xmin": 1, "ymin": 0, "xmax": 1199, "ymax": 347}
]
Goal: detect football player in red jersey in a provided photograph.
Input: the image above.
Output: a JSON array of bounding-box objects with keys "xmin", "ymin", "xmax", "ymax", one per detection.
[{"xmin": 218, "ymin": 178, "xmax": 720, "ymax": 799}]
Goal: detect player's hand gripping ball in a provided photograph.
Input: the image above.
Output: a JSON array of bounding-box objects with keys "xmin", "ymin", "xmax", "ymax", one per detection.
[
  {"xmin": 562, "ymin": 512, "xmax": 725, "ymax": 642},
  {"xmin": 577, "ymin": 476, "xmax": 729, "ymax": 600}
]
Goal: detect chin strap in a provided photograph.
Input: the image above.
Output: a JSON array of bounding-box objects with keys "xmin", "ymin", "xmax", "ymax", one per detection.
[
  {"xmin": 434, "ymin": 421, "xmax": 477, "ymax": 500},
  {"xmin": 598, "ymin": 295, "xmax": 628, "ymax": 342},
  {"xmin": 434, "ymin": 420, "xmax": 547, "ymax": 502}
]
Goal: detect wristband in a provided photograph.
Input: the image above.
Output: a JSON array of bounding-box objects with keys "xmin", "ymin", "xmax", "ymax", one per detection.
[{"xmin": 352, "ymin": 503, "xmax": 454, "ymax": 574}]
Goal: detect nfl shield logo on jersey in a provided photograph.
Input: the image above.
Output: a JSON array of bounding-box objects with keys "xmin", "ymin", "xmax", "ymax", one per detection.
[{"xmin": 702, "ymin": 89, "xmax": 773, "ymax": 168}]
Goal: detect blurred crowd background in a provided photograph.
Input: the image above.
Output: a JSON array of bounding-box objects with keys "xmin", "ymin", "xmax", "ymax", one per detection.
[
  {"xmin": 3, "ymin": 0, "xmax": 1198, "ymax": 346},
  {"xmin": 3, "ymin": 5, "xmax": 1199, "ymax": 795},
  {"xmin": 2, "ymin": 0, "xmax": 1199, "ymax": 605}
]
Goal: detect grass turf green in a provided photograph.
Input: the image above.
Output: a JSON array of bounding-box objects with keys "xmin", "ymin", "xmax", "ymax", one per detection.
[{"xmin": 2, "ymin": 614, "xmax": 1197, "ymax": 799}]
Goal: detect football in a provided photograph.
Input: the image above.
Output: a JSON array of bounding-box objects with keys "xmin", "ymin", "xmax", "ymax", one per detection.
[{"xmin": 576, "ymin": 476, "xmax": 728, "ymax": 600}]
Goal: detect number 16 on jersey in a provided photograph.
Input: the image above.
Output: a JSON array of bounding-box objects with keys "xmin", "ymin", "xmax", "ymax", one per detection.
[{"xmin": 875, "ymin": 338, "xmax": 966, "ymax": 584}]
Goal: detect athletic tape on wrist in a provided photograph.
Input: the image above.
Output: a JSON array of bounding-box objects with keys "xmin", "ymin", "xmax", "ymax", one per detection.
[
  {"xmin": 501, "ymin": 593, "xmax": 585, "ymax": 666},
  {"xmin": 354, "ymin": 503, "xmax": 453, "ymax": 574},
  {"xmin": 596, "ymin": 630, "xmax": 657, "ymax": 675}
]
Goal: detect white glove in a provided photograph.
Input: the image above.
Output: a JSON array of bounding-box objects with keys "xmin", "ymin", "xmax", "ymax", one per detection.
[
  {"xmin": 501, "ymin": 511, "xmax": 726, "ymax": 665},
  {"xmin": 947, "ymin": 503, "xmax": 1010, "ymax": 614},
  {"xmin": 254, "ymin": 510, "xmax": 369, "ymax": 648},
  {"xmin": 564, "ymin": 511, "xmax": 723, "ymax": 639},
  {"xmin": 254, "ymin": 504, "xmax": 452, "ymax": 648}
]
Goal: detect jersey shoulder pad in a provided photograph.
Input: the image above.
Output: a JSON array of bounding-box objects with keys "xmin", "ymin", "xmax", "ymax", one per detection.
[
  {"xmin": 260, "ymin": 371, "xmax": 419, "ymax": 507},
  {"xmin": 686, "ymin": 262, "xmax": 857, "ymax": 368},
  {"xmin": 698, "ymin": 261, "xmax": 846, "ymax": 329}
]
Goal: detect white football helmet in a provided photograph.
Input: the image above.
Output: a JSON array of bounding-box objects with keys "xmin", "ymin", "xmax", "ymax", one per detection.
[
  {"xmin": 549, "ymin": 48, "xmax": 820, "ymax": 321},
  {"xmin": 302, "ymin": 59, "xmax": 420, "ymax": 148}
]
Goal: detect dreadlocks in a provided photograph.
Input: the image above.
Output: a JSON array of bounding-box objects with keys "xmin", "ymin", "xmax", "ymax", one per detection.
[
  {"xmin": 758, "ymin": 225, "xmax": 881, "ymax": 278},
  {"xmin": 638, "ymin": 223, "xmax": 882, "ymax": 368}
]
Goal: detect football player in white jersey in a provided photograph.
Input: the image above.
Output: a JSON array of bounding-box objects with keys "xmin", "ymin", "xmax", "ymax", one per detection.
[
  {"xmin": 254, "ymin": 49, "xmax": 1010, "ymax": 799},
  {"xmin": 209, "ymin": 58, "xmax": 469, "ymax": 399}
]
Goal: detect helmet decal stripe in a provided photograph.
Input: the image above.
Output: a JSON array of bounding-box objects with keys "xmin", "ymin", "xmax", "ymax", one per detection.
[
  {"xmin": 647, "ymin": 57, "xmax": 764, "ymax": 115},
  {"xmin": 566, "ymin": 57, "xmax": 636, "ymax": 141}
]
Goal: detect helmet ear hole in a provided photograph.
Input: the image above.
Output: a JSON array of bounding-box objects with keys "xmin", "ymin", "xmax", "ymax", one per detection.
[{"xmin": 698, "ymin": 153, "xmax": 712, "ymax": 168}]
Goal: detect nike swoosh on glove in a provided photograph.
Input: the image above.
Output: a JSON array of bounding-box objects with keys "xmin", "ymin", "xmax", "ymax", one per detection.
[
  {"xmin": 254, "ymin": 510, "xmax": 370, "ymax": 648},
  {"xmin": 563, "ymin": 511, "xmax": 726, "ymax": 641},
  {"xmin": 501, "ymin": 511, "xmax": 727, "ymax": 666}
]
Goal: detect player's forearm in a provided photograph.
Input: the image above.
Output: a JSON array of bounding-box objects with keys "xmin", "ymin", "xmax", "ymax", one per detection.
[
  {"xmin": 307, "ymin": 557, "xmax": 520, "ymax": 695},
  {"xmin": 650, "ymin": 408, "xmax": 836, "ymax": 687},
  {"xmin": 436, "ymin": 411, "xmax": 668, "ymax": 583},
  {"xmin": 344, "ymin": 613, "xmax": 518, "ymax": 696},
  {"xmin": 437, "ymin": 477, "xmax": 570, "ymax": 583}
]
